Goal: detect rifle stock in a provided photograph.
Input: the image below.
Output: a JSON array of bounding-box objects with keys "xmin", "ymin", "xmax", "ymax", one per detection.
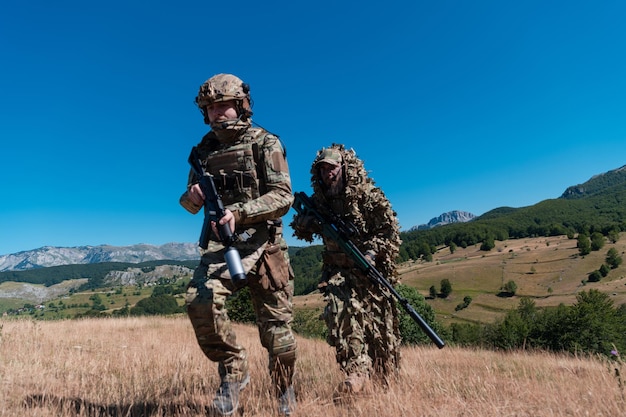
[
  {"xmin": 293, "ymin": 191, "xmax": 445, "ymax": 349},
  {"xmin": 188, "ymin": 147, "xmax": 247, "ymax": 288}
]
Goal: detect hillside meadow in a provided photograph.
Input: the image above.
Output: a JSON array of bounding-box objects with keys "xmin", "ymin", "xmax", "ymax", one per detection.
[
  {"xmin": 396, "ymin": 234, "xmax": 626, "ymax": 326},
  {"xmin": 0, "ymin": 316, "xmax": 624, "ymax": 417},
  {"xmin": 293, "ymin": 235, "xmax": 626, "ymax": 327}
]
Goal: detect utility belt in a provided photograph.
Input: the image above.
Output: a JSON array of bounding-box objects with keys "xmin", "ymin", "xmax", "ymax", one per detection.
[{"xmin": 234, "ymin": 218, "xmax": 283, "ymax": 244}]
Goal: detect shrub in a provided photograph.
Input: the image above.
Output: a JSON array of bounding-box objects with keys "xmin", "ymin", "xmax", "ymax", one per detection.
[
  {"xmin": 396, "ymin": 284, "xmax": 446, "ymax": 345},
  {"xmin": 440, "ymin": 279, "xmax": 452, "ymax": 298},
  {"xmin": 600, "ymin": 263, "xmax": 610, "ymax": 277},
  {"xmin": 429, "ymin": 285, "xmax": 437, "ymax": 299},
  {"xmin": 503, "ymin": 280, "xmax": 517, "ymax": 295},
  {"xmin": 455, "ymin": 296, "xmax": 473, "ymax": 311},
  {"xmin": 292, "ymin": 308, "xmax": 326, "ymax": 339},
  {"xmin": 588, "ymin": 270, "xmax": 602, "ymax": 282},
  {"xmin": 225, "ymin": 287, "xmax": 256, "ymax": 324},
  {"xmin": 130, "ymin": 294, "xmax": 182, "ymax": 316},
  {"xmin": 606, "ymin": 248, "xmax": 623, "ymax": 269}
]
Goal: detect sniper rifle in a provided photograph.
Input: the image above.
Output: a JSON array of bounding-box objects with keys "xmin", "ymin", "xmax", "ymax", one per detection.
[{"xmin": 292, "ymin": 191, "xmax": 445, "ymax": 349}]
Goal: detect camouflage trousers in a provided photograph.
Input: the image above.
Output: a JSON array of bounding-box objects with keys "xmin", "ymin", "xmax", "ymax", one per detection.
[
  {"xmin": 185, "ymin": 241, "xmax": 297, "ymax": 392},
  {"xmin": 321, "ymin": 266, "xmax": 401, "ymax": 378}
]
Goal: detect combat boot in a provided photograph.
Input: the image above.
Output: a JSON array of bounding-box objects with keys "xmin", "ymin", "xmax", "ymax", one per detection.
[
  {"xmin": 277, "ymin": 385, "xmax": 296, "ymax": 416},
  {"xmin": 333, "ymin": 373, "xmax": 370, "ymax": 404},
  {"xmin": 212, "ymin": 373, "xmax": 250, "ymax": 416}
]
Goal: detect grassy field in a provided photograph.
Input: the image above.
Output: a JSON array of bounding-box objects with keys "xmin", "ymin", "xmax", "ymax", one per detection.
[{"xmin": 0, "ymin": 316, "xmax": 623, "ymax": 416}]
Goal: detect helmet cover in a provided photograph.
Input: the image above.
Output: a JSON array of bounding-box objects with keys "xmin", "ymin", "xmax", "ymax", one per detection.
[{"xmin": 195, "ymin": 73, "xmax": 253, "ymax": 124}]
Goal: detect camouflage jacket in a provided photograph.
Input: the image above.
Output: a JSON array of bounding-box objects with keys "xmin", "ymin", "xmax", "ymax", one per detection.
[{"xmin": 181, "ymin": 127, "xmax": 293, "ymax": 252}]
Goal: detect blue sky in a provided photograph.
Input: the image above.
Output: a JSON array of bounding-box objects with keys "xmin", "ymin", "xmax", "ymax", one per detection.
[{"xmin": 2, "ymin": 1, "xmax": 626, "ymax": 256}]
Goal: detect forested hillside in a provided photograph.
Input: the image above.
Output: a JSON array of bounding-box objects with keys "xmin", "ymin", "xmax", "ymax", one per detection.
[
  {"xmin": 289, "ymin": 245, "xmax": 323, "ymax": 295},
  {"xmin": 561, "ymin": 164, "xmax": 626, "ymax": 198}
]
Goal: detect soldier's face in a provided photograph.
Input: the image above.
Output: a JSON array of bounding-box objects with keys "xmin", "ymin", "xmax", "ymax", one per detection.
[
  {"xmin": 319, "ymin": 162, "xmax": 343, "ymax": 188},
  {"xmin": 206, "ymin": 100, "xmax": 238, "ymax": 122}
]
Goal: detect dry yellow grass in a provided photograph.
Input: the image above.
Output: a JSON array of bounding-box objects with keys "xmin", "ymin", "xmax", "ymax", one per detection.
[{"xmin": 1, "ymin": 316, "xmax": 623, "ymax": 417}]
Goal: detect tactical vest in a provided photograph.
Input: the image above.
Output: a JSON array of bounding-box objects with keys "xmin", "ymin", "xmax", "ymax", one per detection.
[{"xmin": 201, "ymin": 128, "xmax": 267, "ymax": 206}]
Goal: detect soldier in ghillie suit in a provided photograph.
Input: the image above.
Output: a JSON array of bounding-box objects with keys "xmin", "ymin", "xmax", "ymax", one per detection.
[
  {"xmin": 290, "ymin": 143, "xmax": 402, "ymax": 399},
  {"xmin": 180, "ymin": 74, "xmax": 297, "ymax": 416}
]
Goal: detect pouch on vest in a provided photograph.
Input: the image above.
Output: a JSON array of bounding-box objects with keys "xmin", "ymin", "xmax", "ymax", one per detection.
[{"xmin": 258, "ymin": 243, "xmax": 290, "ymax": 291}]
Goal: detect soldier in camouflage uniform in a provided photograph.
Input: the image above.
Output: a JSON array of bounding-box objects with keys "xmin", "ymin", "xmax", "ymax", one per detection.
[
  {"xmin": 180, "ymin": 73, "xmax": 297, "ymax": 416},
  {"xmin": 290, "ymin": 143, "xmax": 402, "ymax": 399}
]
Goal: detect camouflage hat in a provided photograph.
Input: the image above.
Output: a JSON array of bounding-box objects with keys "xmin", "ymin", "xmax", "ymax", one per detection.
[{"xmin": 315, "ymin": 147, "xmax": 343, "ymax": 166}]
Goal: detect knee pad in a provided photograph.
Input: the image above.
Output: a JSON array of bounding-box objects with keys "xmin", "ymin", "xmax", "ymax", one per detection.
[
  {"xmin": 267, "ymin": 326, "xmax": 297, "ymax": 368},
  {"xmin": 274, "ymin": 345, "xmax": 297, "ymax": 368}
]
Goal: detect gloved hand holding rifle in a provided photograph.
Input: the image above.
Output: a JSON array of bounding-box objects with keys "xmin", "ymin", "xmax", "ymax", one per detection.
[{"xmin": 188, "ymin": 146, "xmax": 247, "ymax": 288}]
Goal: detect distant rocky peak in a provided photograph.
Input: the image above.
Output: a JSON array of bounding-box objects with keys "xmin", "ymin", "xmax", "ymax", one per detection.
[
  {"xmin": 561, "ymin": 164, "xmax": 626, "ymax": 199},
  {"xmin": 410, "ymin": 210, "xmax": 476, "ymax": 231}
]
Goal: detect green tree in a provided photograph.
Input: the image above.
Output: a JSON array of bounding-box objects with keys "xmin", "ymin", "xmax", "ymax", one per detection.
[
  {"xmin": 530, "ymin": 304, "xmax": 572, "ymax": 351},
  {"xmin": 429, "ymin": 285, "xmax": 437, "ymax": 299},
  {"xmin": 449, "ymin": 242, "xmax": 457, "ymax": 254},
  {"xmin": 590, "ymin": 232, "xmax": 605, "ymax": 251},
  {"xmin": 607, "ymin": 229, "xmax": 620, "ymax": 244},
  {"xmin": 503, "ymin": 280, "xmax": 517, "ymax": 295},
  {"xmin": 563, "ymin": 290, "xmax": 623, "ymax": 354},
  {"xmin": 606, "ymin": 247, "xmax": 623, "ymax": 269},
  {"xmin": 455, "ymin": 295, "xmax": 472, "ymax": 311},
  {"xmin": 440, "ymin": 279, "xmax": 452, "ymax": 298},
  {"xmin": 517, "ymin": 297, "xmax": 537, "ymax": 322},
  {"xmin": 152, "ymin": 285, "xmax": 175, "ymax": 296},
  {"xmin": 480, "ymin": 236, "xmax": 495, "ymax": 251},
  {"xmin": 418, "ymin": 242, "xmax": 433, "ymax": 261},
  {"xmin": 492, "ymin": 309, "xmax": 529, "ymax": 350},
  {"xmin": 450, "ymin": 322, "xmax": 486, "ymax": 346},
  {"xmin": 577, "ymin": 234, "xmax": 591, "ymax": 256},
  {"xmin": 588, "ymin": 270, "xmax": 602, "ymax": 282},
  {"xmin": 289, "ymin": 246, "xmax": 323, "ymax": 295}
]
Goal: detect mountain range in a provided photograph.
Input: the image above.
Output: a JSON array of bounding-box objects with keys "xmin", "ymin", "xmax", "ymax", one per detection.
[{"xmin": 0, "ymin": 243, "xmax": 198, "ymax": 273}]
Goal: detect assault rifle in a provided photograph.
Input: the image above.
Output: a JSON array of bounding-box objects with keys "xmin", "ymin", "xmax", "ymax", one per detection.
[
  {"xmin": 188, "ymin": 146, "xmax": 247, "ymax": 288},
  {"xmin": 293, "ymin": 192, "xmax": 445, "ymax": 349}
]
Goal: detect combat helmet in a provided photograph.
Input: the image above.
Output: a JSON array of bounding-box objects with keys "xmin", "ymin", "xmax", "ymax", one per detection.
[{"xmin": 195, "ymin": 73, "xmax": 253, "ymax": 125}]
